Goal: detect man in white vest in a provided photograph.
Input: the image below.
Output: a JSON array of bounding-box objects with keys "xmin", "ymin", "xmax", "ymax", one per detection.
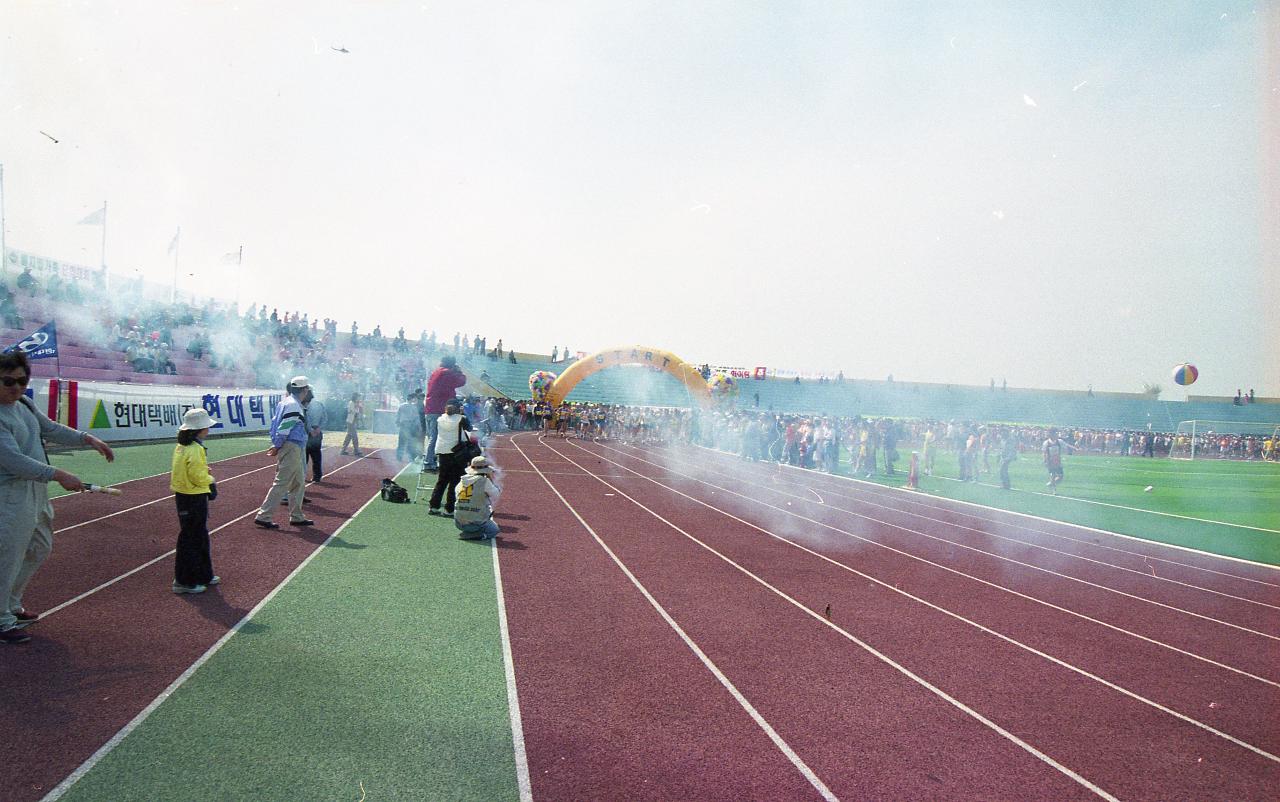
[{"xmin": 454, "ymin": 456, "xmax": 501, "ymax": 540}]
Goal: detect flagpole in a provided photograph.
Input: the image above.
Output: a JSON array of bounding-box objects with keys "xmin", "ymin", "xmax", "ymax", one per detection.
[
  {"xmin": 100, "ymin": 200, "xmax": 108, "ymax": 291},
  {"xmin": 170, "ymin": 226, "xmax": 181, "ymax": 303},
  {"xmin": 0, "ymin": 163, "xmax": 7, "ymax": 278},
  {"xmin": 235, "ymin": 245, "xmax": 243, "ymax": 308}
]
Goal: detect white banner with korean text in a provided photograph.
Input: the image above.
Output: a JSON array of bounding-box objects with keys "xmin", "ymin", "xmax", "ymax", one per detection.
[{"xmin": 69, "ymin": 381, "xmax": 283, "ymax": 443}]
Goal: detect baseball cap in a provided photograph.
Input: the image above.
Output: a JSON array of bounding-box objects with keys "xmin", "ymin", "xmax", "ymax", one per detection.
[{"xmin": 288, "ymin": 375, "xmax": 310, "ymax": 390}]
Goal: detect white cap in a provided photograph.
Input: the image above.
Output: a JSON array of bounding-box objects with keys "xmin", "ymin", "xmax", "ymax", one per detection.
[
  {"xmin": 288, "ymin": 375, "xmax": 310, "ymax": 390},
  {"xmin": 179, "ymin": 408, "xmax": 216, "ymax": 431}
]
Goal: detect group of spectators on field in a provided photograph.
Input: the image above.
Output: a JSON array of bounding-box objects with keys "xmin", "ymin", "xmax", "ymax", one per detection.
[{"xmin": 697, "ymin": 412, "xmax": 1278, "ymax": 466}]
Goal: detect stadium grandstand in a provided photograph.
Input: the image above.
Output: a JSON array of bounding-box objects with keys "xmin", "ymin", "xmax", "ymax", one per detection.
[{"xmin": 3, "ymin": 251, "xmax": 1276, "ymax": 435}]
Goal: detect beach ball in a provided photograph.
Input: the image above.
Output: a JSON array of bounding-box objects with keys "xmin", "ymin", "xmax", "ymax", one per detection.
[
  {"xmin": 707, "ymin": 372, "xmax": 738, "ymax": 400},
  {"xmin": 1171, "ymin": 363, "xmax": 1198, "ymax": 386},
  {"xmin": 528, "ymin": 370, "xmax": 557, "ymax": 400}
]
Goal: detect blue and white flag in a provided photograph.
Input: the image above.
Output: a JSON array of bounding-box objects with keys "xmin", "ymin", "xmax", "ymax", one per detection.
[
  {"xmin": 4, "ymin": 320, "xmax": 59, "ymax": 360},
  {"xmin": 78, "ymin": 206, "xmax": 106, "ymax": 226}
]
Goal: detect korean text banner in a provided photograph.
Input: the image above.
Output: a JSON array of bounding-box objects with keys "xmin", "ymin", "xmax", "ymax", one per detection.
[{"xmin": 73, "ymin": 381, "xmax": 284, "ymax": 443}]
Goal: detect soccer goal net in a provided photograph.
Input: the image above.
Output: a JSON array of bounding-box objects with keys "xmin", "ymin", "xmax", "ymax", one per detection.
[{"xmin": 1168, "ymin": 420, "xmax": 1280, "ymax": 460}]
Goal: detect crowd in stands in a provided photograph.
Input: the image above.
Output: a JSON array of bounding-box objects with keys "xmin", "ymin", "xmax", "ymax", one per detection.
[
  {"xmin": 0, "ymin": 282, "xmax": 23, "ymax": 328},
  {"xmin": 2, "ymin": 261, "xmax": 539, "ymax": 398},
  {"xmin": 2, "ymin": 265, "xmax": 1274, "ymax": 461}
]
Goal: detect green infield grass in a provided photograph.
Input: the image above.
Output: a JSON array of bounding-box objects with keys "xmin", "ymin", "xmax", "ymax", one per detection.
[
  {"xmin": 839, "ymin": 449, "xmax": 1280, "ymax": 565},
  {"xmin": 57, "ymin": 466, "xmax": 521, "ymax": 802}
]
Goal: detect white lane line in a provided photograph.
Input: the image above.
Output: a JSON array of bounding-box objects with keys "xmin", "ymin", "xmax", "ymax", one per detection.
[
  {"xmin": 510, "ymin": 435, "xmax": 839, "ymax": 802},
  {"xmin": 650, "ymin": 450, "xmax": 1280, "ymax": 614},
  {"xmin": 35, "ymin": 451, "xmax": 382, "ymax": 623},
  {"xmin": 50, "ymin": 439, "xmax": 273, "ymax": 502},
  {"xmin": 40, "ymin": 464, "xmax": 392, "ymax": 802},
  {"xmin": 590, "ymin": 442, "xmax": 1279, "ymax": 689},
  {"xmin": 692, "ymin": 444, "xmax": 1280, "ymax": 572},
  {"xmin": 54, "ymin": 461, "xmax": 279, "ymax": 534},
  {"xmin": 758, "ymin": 462, "xmax": 1280, "ymax": 590},
  {"xmin": 1099, "ymin": 462, "xmax": 1280, "ymax": 478},
  {"xmin": 623, "ymin": 446, "xmax": 1279, "ymax": 642},
  {"xmin": 537, "ymin": 440, "xmax": 1123, "ymax": 799},
  {"xmin": 561, "ymin": 440, "xmax": 1280, "ymax": 767},
  {"xmin": 491, "ymin": 540, "xmax": 533, "ymax": 802}
]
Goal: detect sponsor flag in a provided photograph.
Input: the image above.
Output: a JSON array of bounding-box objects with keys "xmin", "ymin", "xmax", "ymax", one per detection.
[
  {"xmin": 3, "ymin": 320, "xmax": 59, "ymax": 360},
  {"xmin": 78, "ymin": 206, "xmax": 106, "ymax": 225},
  {"xmin": 220, "ymin": 251, "xmax": 240, "ymax": 265}
]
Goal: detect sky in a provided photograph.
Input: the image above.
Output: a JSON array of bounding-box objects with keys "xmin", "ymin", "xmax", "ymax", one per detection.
[{"xmin": 1, "ymin": 1, "xmax": 1276, "ymax": 397}]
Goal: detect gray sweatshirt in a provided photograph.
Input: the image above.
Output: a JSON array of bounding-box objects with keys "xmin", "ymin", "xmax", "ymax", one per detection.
[
  {"xmin": 0, "ymin": 398, "xmax": 86, "ymax": 486},
  {"xmin": 454, "ymin": 474, "xmax": 501, "ymax": 525}
]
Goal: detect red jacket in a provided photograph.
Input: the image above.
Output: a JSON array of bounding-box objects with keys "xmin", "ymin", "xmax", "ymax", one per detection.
[{"xmin": 425, "ymin": 366, "xmax": 466, "ymax": 414}]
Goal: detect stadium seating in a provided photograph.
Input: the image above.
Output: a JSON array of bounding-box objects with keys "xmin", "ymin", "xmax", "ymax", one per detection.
[{"xmin": 4, "ymin": 282, "xmax": 1275, "ymax": 430}]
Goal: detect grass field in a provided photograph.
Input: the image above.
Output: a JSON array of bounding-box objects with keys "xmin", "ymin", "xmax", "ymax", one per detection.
[
  {"xmin": 56, "ymin": 463, "xmax": 522, "ymax": 802},
  {"xmin": 839, "ymin": 449, "xmax": 1280, "ymax": 565}
]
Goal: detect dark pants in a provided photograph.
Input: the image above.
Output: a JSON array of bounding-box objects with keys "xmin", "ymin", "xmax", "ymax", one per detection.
[
  {"xmin": 306, "ymin": 438, "xmax": 324, "ymax": 480},
  {"xmin": 429, "ymin": 451, "xmax": 465, "ymax": 512},
  {"xmin": 999, "ymin": 457, "xmax": 1014, "ymax": 489},
  {"xmin": 174, "ymin": 493, "xmax": 213, "ymax": 586}
]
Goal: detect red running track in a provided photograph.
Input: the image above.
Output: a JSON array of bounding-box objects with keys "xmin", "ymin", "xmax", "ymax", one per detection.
[
  {"xmin": 495, "ymin": 433, "xmax": 1280, "ymax": 800},
  {"xmin": 0, "ymin": 446, "xmax": 391, "ymax": 802}
]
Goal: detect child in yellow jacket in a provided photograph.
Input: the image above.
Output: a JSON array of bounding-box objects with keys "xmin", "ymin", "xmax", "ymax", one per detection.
[{"xmin": 170, "ymin": 409, "xmax": 219, "ymax": 594}]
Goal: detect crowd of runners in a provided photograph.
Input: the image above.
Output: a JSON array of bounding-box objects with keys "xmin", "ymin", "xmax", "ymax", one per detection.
[{"xmin": 456, "ymin": 401, "xmax": 1278, "ymax": 500}]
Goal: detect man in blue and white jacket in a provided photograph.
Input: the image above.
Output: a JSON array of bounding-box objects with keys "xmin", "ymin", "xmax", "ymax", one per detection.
[{"xmin": 254, "ymin": 376, "xmax": 314, "ymax": 529}]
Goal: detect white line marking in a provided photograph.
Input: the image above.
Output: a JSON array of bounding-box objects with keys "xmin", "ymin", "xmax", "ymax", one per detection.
[
  {"xmin": 653, "ymin": 451, "xmax": 1280, "ymax": 614},
  {"xmin": 588, "ymin": 442, "xmax": 1280, "ymax": 688},
  {"xmin": 534, "ymin": 440, "xmax": 1124, "ymax": 798},
  {"xmin": 930, "ymin": 472, "xmax": 1280, "ymax": 534},
  {"xmin": 491, "ymin": 540, "xmax": 533, "ymax": 802},
  {"xmin": 761, "ymin": 464, "xmax": 1280, "ymax": 590},
  {"xmin": 559, "ymin": 439, "xmax": 1280, "ymax": 767},
  {"xmin": 40, "ymin": 456, "xmax": 392, "ymax": 802},
  {"xmin": 37, "ymin": 451, "xmax": 381, "ymax": 622},
  {"xmin": 1098, "ymin": 462, "xmax": 1280, "ymax": 478},
  {"xmin": 50, "ymin": 439, "xmax": 273, "ymax": 502},
  {"xmin": 54, "ymin": 462, "xmax": 279, "ymax": 534},
  {"xmin": 700, "ymin": 445, "xmax": 1280, "ymax": 572},
  {"xmin": 510, "ymin": 435, "xmax": 839, "ymax": 802},
  {"xmin": 638, "ymin": 448, "xmax": 1280, "ymax": 641}
]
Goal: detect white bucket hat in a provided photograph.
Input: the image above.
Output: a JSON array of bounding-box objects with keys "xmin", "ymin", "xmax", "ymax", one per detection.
[
  {"xmin": 179, "ymin": 408, "xmax": 216, "ymax": 431},
  {"xmin": 465, "ymin": 455, "xmax": 493, "ymax": 475}
]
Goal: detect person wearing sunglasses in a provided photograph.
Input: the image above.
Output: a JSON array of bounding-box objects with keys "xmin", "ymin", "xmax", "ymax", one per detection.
[{"xmin": 0, "ymin": 350, "xmax": 115, "ymax": 644}]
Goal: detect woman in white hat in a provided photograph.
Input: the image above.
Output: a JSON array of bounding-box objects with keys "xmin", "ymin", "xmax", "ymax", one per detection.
[
  {"xmin": 169, "ymin": 408, "xmax": 220, "ymax": 594},
  {"xmin": 453, "ymin": 455, "xmax": 501, "ymax": 540}
]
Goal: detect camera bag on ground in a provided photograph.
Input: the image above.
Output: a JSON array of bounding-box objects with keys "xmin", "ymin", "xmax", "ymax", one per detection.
[{"xmin": 380, "ymin": 478, "xmax": 410, "ymax": 503}]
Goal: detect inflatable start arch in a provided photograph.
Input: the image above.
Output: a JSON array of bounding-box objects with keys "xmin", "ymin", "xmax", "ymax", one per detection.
[{"xmin": 545, "ymin": 346, "xmax": 712, "ymax": 408}]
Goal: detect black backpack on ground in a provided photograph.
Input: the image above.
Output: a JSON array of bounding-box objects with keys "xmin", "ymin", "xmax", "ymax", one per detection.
[{"xmin": 381, "ymin": 478, "xmax": 410, "ymax": 503}]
